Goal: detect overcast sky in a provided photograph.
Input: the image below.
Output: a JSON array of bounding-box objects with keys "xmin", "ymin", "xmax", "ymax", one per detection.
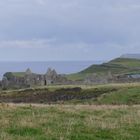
[{"xmin": 0, "ymin": 0, "xmax": 140, "ymax": 61}]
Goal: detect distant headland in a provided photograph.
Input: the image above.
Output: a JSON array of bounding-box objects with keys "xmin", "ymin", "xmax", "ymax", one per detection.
[{"xmin": 1, "ymin": 54, "xmax": 140, "ymax": 89}]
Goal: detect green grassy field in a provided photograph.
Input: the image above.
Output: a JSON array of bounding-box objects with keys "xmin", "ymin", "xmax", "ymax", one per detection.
[
  {"xmin": 0, "ymin": 104, "xmax": 140, "ymax": 140},
  {"xmin": 0, "ymin": 83, "xmax": 140, "ymax": 139}
]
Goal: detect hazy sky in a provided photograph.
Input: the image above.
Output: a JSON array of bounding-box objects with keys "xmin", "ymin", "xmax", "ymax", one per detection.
[{"xmin": 0, "ymin": 0, "xmax": 140, "ymax": 61}]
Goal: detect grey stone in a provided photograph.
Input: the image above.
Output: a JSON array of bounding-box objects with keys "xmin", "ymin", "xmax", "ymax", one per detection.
[{"xmin": 1, "ymin": 68, "xmax": 70, "ymax": 89}]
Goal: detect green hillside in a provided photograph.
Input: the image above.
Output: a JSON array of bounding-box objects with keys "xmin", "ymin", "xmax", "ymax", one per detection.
[
  {"xmin": 109, "ymin": 58, "xmax": 140, "ymax": 67},
  {"xmin": 67, "ymin": 58, "xmax": 140, "ymax": 81}
]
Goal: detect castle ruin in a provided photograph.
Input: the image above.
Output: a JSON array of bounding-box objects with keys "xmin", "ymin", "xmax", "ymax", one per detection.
[{"xmin": 1, "ymin": 68, "xmax": 69, "ymax": 89}]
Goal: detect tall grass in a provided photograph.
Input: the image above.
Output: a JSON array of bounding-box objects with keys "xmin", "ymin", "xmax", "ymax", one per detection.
[{"xmin": 0, "ymin": 104, "xmax": 140, "ymax": 140}]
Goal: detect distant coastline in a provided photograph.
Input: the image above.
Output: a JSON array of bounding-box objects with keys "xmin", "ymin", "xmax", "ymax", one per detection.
[{"xmin": 0, "ymin": 61, "xmax": 103, "ymax": 79}]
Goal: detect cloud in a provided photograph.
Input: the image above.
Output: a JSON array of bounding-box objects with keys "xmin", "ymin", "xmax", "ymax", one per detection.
[
  {"xmin": 0, "ymin": 0, "xmax": 140, "ymax": 60},
  {"xmin": 0, "ymin": 0, "xmax": 139, "ymax": 43},
  {"xmin": 0, "ymin": 38, "xmax": 139, "ymax": 61},
  {"xmin": 0, "ymin": 39, "xmax": 56, "ymax": 48},
  {"xmin": 36, "ymin": 0, "xmax": 46, "ymax": 5}
]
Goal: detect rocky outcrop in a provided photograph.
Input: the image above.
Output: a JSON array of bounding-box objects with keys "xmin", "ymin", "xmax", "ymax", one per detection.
[
  {"xmin": 84, "ymin": 72, "xmax": 140, "ymax": 84},
  {"xmin": 84, "ymin": 72, "xmax": 113, "ymax": 84}
]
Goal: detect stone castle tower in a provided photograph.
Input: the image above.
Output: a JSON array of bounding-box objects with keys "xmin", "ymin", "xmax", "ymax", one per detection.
[
  {"xmin": 1, "ymin": 67, "xmax": 69, "ymax": 89},
  {"xmin": 26, "ymin": 68, "xmax": 32, "ymax": 75}
]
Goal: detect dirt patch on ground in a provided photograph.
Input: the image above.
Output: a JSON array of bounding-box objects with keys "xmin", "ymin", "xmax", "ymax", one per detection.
[{"xmin": 0, "ymin": 87, "xmax": 117, "ymax": 104}]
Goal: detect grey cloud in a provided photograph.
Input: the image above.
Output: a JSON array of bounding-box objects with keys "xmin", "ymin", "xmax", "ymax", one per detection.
[{"xmin": 0, "ymin": 0, "xmax": 140, "ymax": 60}]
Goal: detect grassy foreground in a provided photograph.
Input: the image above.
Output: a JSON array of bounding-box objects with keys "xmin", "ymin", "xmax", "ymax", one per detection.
[
  {"xmin": 0, "ymin": 104, "xmax": 140, "ymax": 140},
  {"xmin": 1, "ymin": 83, "xmax": 140, "ymax": 140}
]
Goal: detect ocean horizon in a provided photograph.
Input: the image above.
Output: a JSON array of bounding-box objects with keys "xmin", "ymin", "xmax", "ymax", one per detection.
[{"xmin": 0, "ymin": 61, "xmax": 103, "ymax": 79}]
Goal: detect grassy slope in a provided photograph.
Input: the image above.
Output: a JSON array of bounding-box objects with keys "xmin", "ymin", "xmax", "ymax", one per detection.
[
  {"xmin": 1, "ymin": 83, "xmax": 140, "ymax": 105},
  {"xmin": 97, "ymin": 87, "xmax": 140, "ymax": 105},
  {"xmin": 67, "ymin": 58, "xmax": 140, "ymax": 80},
  {"xmin": 0, "ymin": 104, "xmax": 140, "ymax": 140},
  {"xmin": 109, "ymin": 58, "xmax": 140, "ymax": 67},
  {"xmin": 64, "ymin": 83, "xmax": 140, "ymax": 105}
]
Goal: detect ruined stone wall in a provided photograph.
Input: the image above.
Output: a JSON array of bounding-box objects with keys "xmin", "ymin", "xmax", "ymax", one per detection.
[
  {"xmin": 0, "ymin": 68, "xmax": 71, "ymax": 89},
  {"xmin": 84, "ymin": 72, "xmax": 140, "ymax": 85}
]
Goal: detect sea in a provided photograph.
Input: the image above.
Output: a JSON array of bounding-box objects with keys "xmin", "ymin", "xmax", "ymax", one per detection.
[{"xmin": 0, "ymin": 61, "xmax": 103, "ymax": 79}]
